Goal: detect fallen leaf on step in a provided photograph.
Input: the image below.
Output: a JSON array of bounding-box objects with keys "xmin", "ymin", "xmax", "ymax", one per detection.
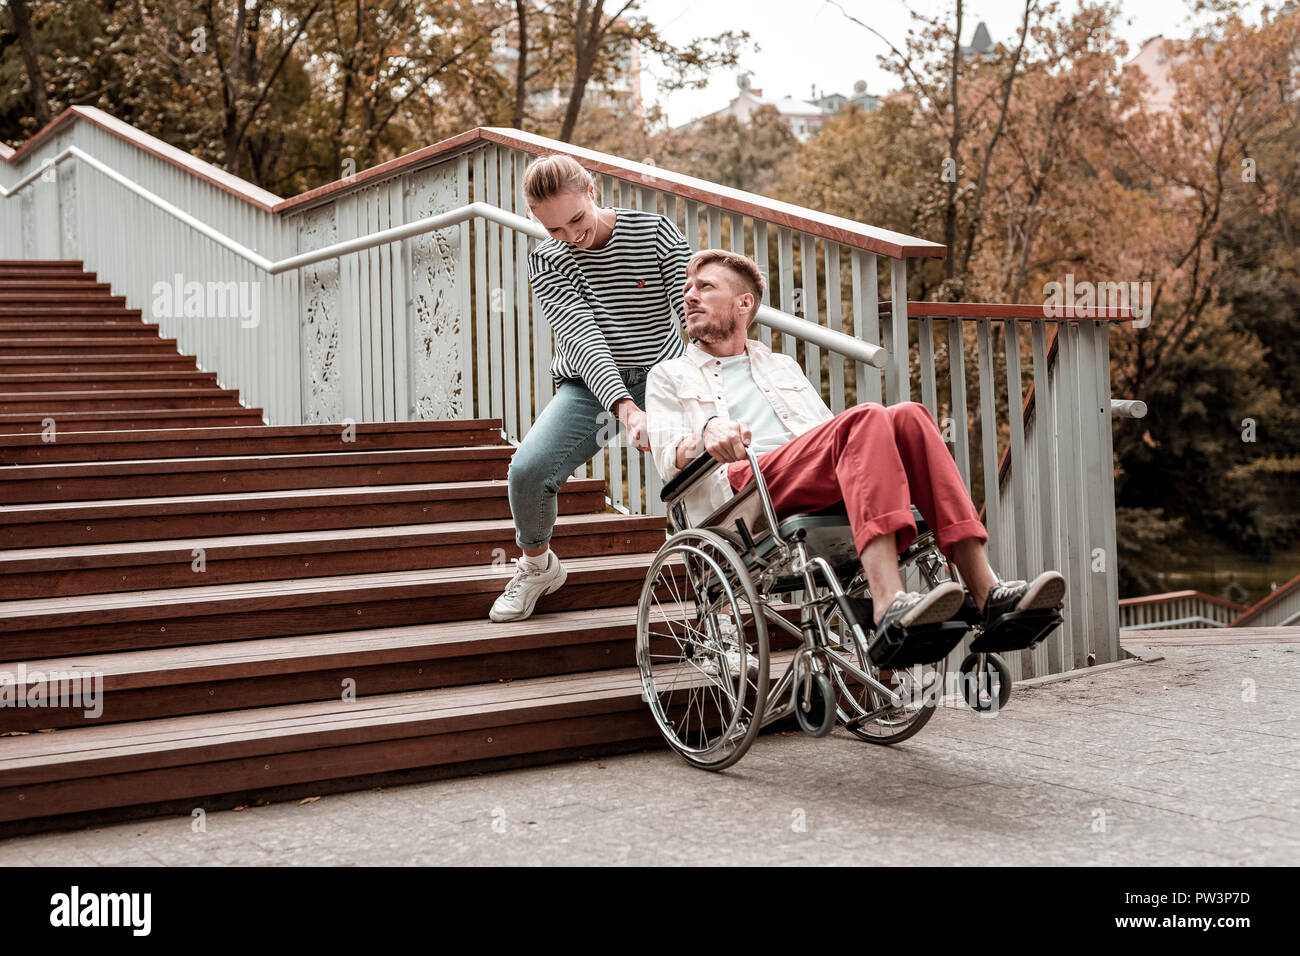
[{"xmin": 299, "ymin": 796, "xmax": 321, "ymax": 806}]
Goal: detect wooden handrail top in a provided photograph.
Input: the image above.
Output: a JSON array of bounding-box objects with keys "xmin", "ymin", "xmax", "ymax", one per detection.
[
  {"xmin": 3, "ymin": 109, "xmax": 947, "ymax": 261},
  {"xmin": 1119, "ymin": 590, "xmax": 1247, "ymax": 611},
  {"xmin": 1230, "ymin": 572, "xmax": 1300, "ymax": 627},
  {"xmin": 881, "ymin": 301, "xmax": 1136, "ymax": 321},
  {"xmin": 3, "ymin": 106, "xmax": 284, "ymax": 210}
]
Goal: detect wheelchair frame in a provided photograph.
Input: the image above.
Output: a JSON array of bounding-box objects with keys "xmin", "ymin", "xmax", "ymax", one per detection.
[{"xmin": 636, "ymin": 445, "xmax": 978, "ymax": 771}]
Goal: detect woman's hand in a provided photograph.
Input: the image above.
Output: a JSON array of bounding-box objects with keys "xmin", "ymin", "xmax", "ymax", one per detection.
[{"xmin": 614, "ymin": 399, "xmax": 651, "ymax": 452}]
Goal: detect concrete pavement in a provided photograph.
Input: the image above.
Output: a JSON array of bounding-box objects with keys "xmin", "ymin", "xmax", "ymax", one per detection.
[{"xmin": 1, "ymin": 640, "xmax": 1297, "ymax": 865}]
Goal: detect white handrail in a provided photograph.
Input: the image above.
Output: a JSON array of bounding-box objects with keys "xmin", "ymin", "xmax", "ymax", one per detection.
[
  {"xmin": 1110, "ymin": 399, "xmax": 1147, "ymax": 419},
  {"xmin": 1, "ymin": 144, "xmax": 888, "ymax": 368}
]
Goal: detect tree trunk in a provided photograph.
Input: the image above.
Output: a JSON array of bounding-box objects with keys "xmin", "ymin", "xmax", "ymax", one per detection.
[
  {"xmin": 512, "ymin": 0, "xmax": 528, "ymax": 129},
  {"xmin": 10, "ymin": 0, "xmax": 52, "ymax": 128},
  {"xmin": 942, "ymin": 0, "xmax": 963, "ymax": 284},
  {"xmin": 558, "ymin": 0, "xmax": 606, "ymax": 143}
]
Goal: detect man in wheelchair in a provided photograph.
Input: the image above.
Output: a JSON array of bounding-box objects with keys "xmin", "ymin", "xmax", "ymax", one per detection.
[{"xmin": 645, "ymin": 249, "xmax": 1066, "ymax": 661}]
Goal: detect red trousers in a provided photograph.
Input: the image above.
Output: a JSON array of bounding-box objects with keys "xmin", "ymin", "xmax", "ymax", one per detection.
[{"xmin": 726, "ymin": 401, "xmax": 987, "ymax": 559}]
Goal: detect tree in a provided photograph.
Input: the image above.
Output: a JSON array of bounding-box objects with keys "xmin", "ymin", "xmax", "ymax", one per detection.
[
  {"xmin": 653, "ymin": 103, "xmax": 798, "ymax": 195},
  {"xmin": 829, "ymin": 0, "xmax": 1038, "ymax": 300},
  {"xmin": 8, "ymin": 0, "xmax": 51, "ymax": 127},
  {"xmin": 508, "ymin": 0, "xmax": 747, "ymax": 143}
]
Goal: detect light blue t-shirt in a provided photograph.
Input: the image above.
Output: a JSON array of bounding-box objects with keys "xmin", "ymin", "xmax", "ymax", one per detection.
[{"xmin": 716, "ymin": 351, "xmax": 794, "ymax": 454}]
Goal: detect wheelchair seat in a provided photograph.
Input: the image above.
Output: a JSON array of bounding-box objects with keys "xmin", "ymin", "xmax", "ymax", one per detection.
[{"xmin": 716, "ymin": 503, "xmax": 931, "ymax": 593}]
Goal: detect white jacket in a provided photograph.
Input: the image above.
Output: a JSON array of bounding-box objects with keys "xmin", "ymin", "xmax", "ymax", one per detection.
[{"xmin": 646, "ymin": 339, "xmax": 834, "ymax": 523}]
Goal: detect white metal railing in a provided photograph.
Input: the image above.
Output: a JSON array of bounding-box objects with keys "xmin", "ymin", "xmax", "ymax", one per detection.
[
  {"xmin": 1, "ymin": 109, "xmax": 1136, "ymax": 676},
  {"xmin": 1112, "ymin": 595, "xmax": 1242, "ymax": 632},
  {"xmin": 1119, "ymin": 591, "xmax": 1245, "ymax": 630}
]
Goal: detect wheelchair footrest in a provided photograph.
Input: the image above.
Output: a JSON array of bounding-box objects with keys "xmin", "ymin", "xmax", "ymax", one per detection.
[
  {"xmin": 968, "ymin": 608, "xmax": 1063, "ymax": 653},
  {"xmin": 869, "ymin": 620, "xmax": 971, "ymax": 669}
]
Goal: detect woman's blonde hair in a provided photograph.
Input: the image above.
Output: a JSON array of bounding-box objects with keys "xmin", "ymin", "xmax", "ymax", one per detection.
[{"xmin": 522, "ymin": 154, "xmax": 594, "ymax": 206}]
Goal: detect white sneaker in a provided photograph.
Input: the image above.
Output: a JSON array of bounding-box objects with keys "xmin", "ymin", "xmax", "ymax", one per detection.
[
  {"xmin": 489, "ymin": 553, "xmax": 567, "ymax": 622},
  {"xmin": 695, "ymin": 615, "xmax": 759, "ymax": 679}
]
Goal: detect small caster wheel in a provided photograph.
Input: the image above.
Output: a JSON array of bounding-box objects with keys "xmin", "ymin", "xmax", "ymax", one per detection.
[
  {"xmin": 960, "ymin": 652, "xmax": 1011, "ymax": 713},
  {"xmin": 796, "ymin": 672, "xmax": 836, "ymax": 737}
]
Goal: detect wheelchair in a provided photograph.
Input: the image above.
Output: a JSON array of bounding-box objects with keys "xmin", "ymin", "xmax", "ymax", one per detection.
[{"xmin": 636, "ymin": 446, "xmax": 1063, "ymax": 770}]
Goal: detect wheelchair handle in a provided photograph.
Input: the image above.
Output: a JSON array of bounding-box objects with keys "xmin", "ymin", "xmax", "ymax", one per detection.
[{"xmin": 659, "ymin": 449, "xmax": 723, "ymax": 502}]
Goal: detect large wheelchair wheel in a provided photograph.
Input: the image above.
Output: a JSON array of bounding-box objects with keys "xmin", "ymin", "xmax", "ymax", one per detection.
[
  {"xmin": 636, "ymin": 529, "xmax": 769, "ymax": 770},
  {"xmin": 824, "ymin": 577, "xmax": 944, "ymax": 746}
]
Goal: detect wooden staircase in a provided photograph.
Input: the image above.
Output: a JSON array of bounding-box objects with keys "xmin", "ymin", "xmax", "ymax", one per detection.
[{"xmin": 0, "ymin": 261, "xmax": 670, "ymax": 828}]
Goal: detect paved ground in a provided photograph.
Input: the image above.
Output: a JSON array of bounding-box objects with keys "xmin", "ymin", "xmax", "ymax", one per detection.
[{"xmin": 2, "ymin": 640, "xmax": 1298, "ymax": 866}]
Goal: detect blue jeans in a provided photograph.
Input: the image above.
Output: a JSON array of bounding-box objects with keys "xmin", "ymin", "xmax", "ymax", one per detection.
[{"xmin": 508, "ymin": 368, "xmax": 650, "ymax": 551}]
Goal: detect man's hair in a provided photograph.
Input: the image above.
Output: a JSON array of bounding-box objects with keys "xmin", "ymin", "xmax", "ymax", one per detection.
[
  {"xmin": 687, "ymin": 249, "xmax": 767, "ymax": 323},
  {"xmin": 522, "ymin": 154, "xmax": 594, "ymax": 206}
]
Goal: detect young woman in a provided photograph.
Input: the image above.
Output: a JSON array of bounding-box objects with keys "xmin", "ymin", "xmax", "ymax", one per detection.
[{"xmin": 490, "ymin": 154, "xmax": 691, "ymax": 622}]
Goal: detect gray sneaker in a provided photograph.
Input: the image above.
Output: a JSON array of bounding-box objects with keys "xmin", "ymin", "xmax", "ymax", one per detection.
[{"xmin": 875, "ymin": 581, "xmax": 966, "ymax": 632}]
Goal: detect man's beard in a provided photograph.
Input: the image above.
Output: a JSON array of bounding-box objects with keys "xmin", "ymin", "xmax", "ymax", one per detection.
[{"xmin": 687, "ymin": 310, "xmax": 735, "ymax": 344}]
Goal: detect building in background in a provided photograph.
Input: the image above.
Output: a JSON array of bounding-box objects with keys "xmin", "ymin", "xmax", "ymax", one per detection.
[
  {"xmin": 682, "ymin": 73, "xmax": 880, "ymax": 142},
  {"xmin": 1125, "ymin": 35, "xmax": 1180, "ymax": 112}
]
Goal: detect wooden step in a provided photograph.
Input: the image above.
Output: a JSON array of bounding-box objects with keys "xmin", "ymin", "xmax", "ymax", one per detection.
[
  {"xmin": 0, "ymin": 446, "xmax": 516, "ymax": 503},
  {"xmin": 0, "ymin": 282, "xmax": 110, "ymax": 294},
  {"xmin": 0, "ymin": 266, "xmax": 89, "ymax": 280},
  {"xmin": 0, "ymin": 371, "xmax": 220, "ymax": 393},
  {"xmin": 0, "ymin": 388, "xmax": 244, "ymax": 413},
  {"xmin": 0, "ymin": 354, "xmax": 199, "ymax": 374},
  {"xmin": 0, "ymin": 419, "xmax": 504, "ymax": 463},
  {"xmin": 0, "ymin": 260, "xmax": 86, "ymax": 269},
  {"xmin": 0, "ymin": 602, "xmax": 674, "ymax": 729},
  {"xmin": 0, "ymin": 322, "xmax": 153, "ymax": 335},
  {"xmin": 0, "ymin": 477, "xmax": 604, "ymax": 547},
  {"xmin": 0, "ymin": 553, "xmax": 653, "ymax": 659},
  {"xmin": 0, "ymin": 316, "xmax": 146, "ymax": 330},
  {"xmin": 0, "ymin": 307, "xmax": 142, "ymax": 318},
  {"xmin": 0, "ymin": 407, "xmax": 265, "ymax": 434},
  {"xmin": 0, "ymin": 337, "xmax": 179, "ymax": 355},
  {"xmin": 0, "ymin": 664, "xmax": 669, "ymax": 824},
  {"xmin": 0, "ymin": 293, "xmax": 127, "ymax": 305},
  {"xmin": 0, "ymin": 512, "xmax": 666, "ymax": 597},
  {"xmin": 0, "ymin": 600, "xmax": 796, "ymax": 733}
]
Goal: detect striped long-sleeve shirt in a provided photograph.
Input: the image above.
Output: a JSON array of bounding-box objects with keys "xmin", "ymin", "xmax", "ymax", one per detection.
[{"xmin": 528, "ymin": 208, "xmax": 691, "ymax": 411}]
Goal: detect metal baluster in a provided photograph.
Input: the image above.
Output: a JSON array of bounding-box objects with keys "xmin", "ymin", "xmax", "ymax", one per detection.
[
  {"xmin": 948, "ymin": 317, "xmax": 971, "ymax": 491},
  {"xmin": 777, "ymin": 227, "xmax": 794, "ymax": 359},
  {"xmin": 799, "ymin": 232, "xmax": 820, "ymax": 388},
  {"xmin": 888, "ymin": 258, "xmax": 910, "ymax": 404},
  {"xmin": 917, "ymin": 312, "xmax": 937, "ymax": 416},
  {"xmin": 824, "ymin": 243, "xmax": 845, "ymax": 414},
  {"xmin": 472, "ymin": 149, "xmax": 489, "ymax": 421},
  {"xmin": 485, "ymin": 146, "xmax": 504, "ymax": 431},
  {"xmin": 1090, "ymin": 319, "xmax": 1121, "ymax": 660},
  {"xmin": 1030, "ymin": 318, "xmax": 1060, "ymax": 675},
  {"xmin": 499, "ymin": 155, "xmax": 518, "ymax": 440},
  {"xmin": 1004, "ymin": 319, "xmax": 1028, "ymax": 581},
  {"xmin": 456, "ymin": 155, "xmax": 473, "ymax": 422},
  {"xmin": 850, "ymin": 249, "xmax": 881, "ymax": 404},
  {"xmin": 514, "ymin": 151, "xmax": 532, "ymax": 436},
  {"xmin": 754, "ymin": 220, "xmax": 771, "ymax": 348},
  {"xmin": 1054, "ymin": 319, "xmax": 1087, "ymax": 669},
  {"xmin": 976, "ymin": 318, "xmax": 1001, "ymax": 574}
]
